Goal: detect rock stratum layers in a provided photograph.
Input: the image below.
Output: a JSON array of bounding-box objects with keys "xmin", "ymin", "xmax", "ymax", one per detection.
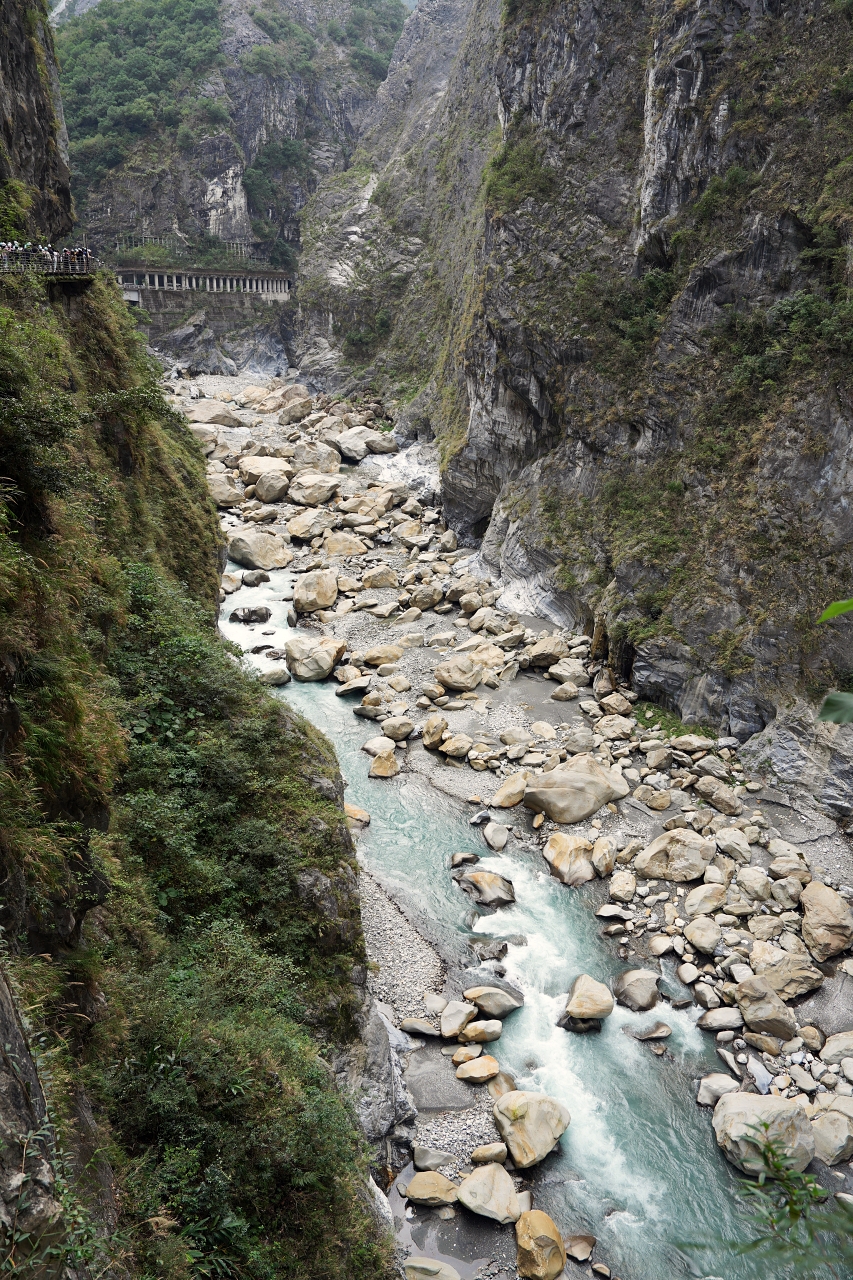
[{"xmin": 297, "ymin": 0, "xmax": 853, "ymax": 807}]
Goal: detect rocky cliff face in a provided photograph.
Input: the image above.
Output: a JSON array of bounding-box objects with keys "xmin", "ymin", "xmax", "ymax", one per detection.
[
  {"xmin": 56, "ymin": 0, "xmax": 406, "ymax": 260},
  {"xmin": 0, "ymin": 0, "xmax": 72, "ymax": 238},
  {"xmin": 296, "ymin": 0, "xmax": 853, "ymax": 800}
]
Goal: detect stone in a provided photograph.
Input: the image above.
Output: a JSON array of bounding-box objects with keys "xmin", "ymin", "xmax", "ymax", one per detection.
[
  {"xmin": 452, "ymin": 1044, "xmax": 482, "ymax": 1064},
  {"xmin": 382, "ymin": 717, "xmax": 415, "ymax": 741},
  {"xmin": 456, "ymin": 1163, "xmax": 521, "ymax": 1224},
  {"xmin": 610, "ymin": 870, "xmax": 636, "ymax": 902},
  {"xmin": 551, "ymin": 682, "xmax": 579, "ymax": 701},
  {"xmin": 697, "ymin": 1008, "xmax": 744, "ymax": 1031},
  {"xmin": 800, "ymin": 881, "xmax": 853, "ymax": 961},
  {"xmin": 488, "ymin": 1071, "xmax": 518, "ymax": 1099},
  {"xmin": 333, "ymin": 428, "xmax": 371, "ymax": 461},
  {"xmin": 456, "ymin": 1055, "xmax": 501, "ymax": 1082},
  {"xmin": 405, "ymin": 1172, "xmax": 459, "ymax": 1206},
  {"xmin": 471, "ymin": 1142, "xmax": 507, "ymax": 1164},
  {"xmin": 600, "ymin": 691, "xmax": 633, "ymax": 715},
  {"xmin": 362, "ymin": 563, "xmax": 398, "ymax": 589},
  {"xmin": 515, "ymin": 1210, "xmax": 567, "ymax": 1280},
  {"xmin": 694, "ymin": 776, "xmax": 743, "ymax": 816},
  {"xmin": 492, "ymin": 772, "xmax": 528, "ymax": 807},
  {"xmin": 208, "ymin": 473, "xmax": 243, "ymax": 506},
  {"xmin": 648, "ymin": 935, "xmax": 674, "ymax": 956},
  {"xmin": 287, "ymin": 508, "xmax": 336, "ymax": 540},
  {"xmin": 369, "ymin": 752, "xmax": 400, "ymax": 778},
  {"xmin": 441, "ymin": 1001, "xmax": 478, "ymax": 1037},
  {"xmin": 613, "ymin": 969, "xmax": 659, "ymax": 1011},
  {"xmin": 434, "ymin": 655, "xmax": 483, "ymax": 691},
  {"xmin": 684, "ymin": 916, "xmax": 722, "ymax": 954},
  {"xmin": 634, "ymin": 829, "xmax": 714, "ymax": 881},
  {"xmin": 459, "ymin": 871, "xmax": 515, "ymax": 906},
  {"xmin": 463, "ymin": 987, "xmax": 524, "ymax": 1018},
  {"xmin": 736, "ymin": 866, "xmax": 772, "ymax": 901},
  {"xmin": 820, "ymin": 1032, "xmax": 853, "ymax": 1065},
  {"xmin": 810, "ymin": 1098, "xmax": 853, "ymax": 1165},
  {"xmin": 591, "ymin": 837, "xmax": 616, "ymax": 877},
  {"xmin": 364, "ymin": 644, "xmax": 405, "ymax": 666},
  {"xmin": 684, "ymin": 883, "xmax": 728, "ymax": 917},
  {"xmin": 292, "ymin": 440, "xmax": 340, "ymax": 474},
  {"xmin": 565, "ymin": 974, "xmax": 614, "ymax": 1020},
  {"xmin": 441, "ymin": 733, "xmax": 474, "ymax": 758},
  {"xmin": 401, "ymin": 1018, "xmax": 439, "ymax": 1036},
  {"xmin": 597, "ymin": 714, "xmax": 634, "ymax": 740},
  {"xmin": 324, "ymin": 530, "xmax": 367, "ymax": 556},
  {"xmin": 696, "ymin": 1074, "xmax": 741, "ymax": 1106},
  {"xmin": 227, "ymin": 530, "xmax": 293, "ymax": 571},
  {"xmin": 749, "ymin": 940, "xmax": 824, "ymax": 1000},
  {"xmin": 238, "ymin": 455, "xmax": 294, "ymax": 484},
  {"xmin": 258, "ymin": 667, "xmax": 291, "ymax": 686},
  {"xmin": 422, "ymin": 714, "xmax": 449, "ymax": 748},
  {"xmin": 523, "ymin": 753, "xmax": 629, "ymax": 824},
  {"xmin": 410, "ymin": 583, "xmax": 444, "ymax": 610},
  {"xmin": 712, "ymin": 1093, "xmax": 814, "ymax": 1174},
  {"xmin": 735, "ymin": 977, "xmax": 797, "ymax": 1041},
  {"xmin": 528, "ymin": 635, "xmax": 570, "ymax": 666},
  {"xmin": 288, "ymin": 472, "xmax": 341, "ymax": 505},
  {"xmin": 542, "ymin": 833, "xmax": 595, "ymax": 886},
  {"xmin": 633, "ymin": 1021, "xmax": 672, "ymax": 1041},
  {"xmin": 284, "ymin": 635, "xmax": 343, "ymax": 681},
  {"xmin": 276, "ymin": 395, "xmax": 314, "ymax": 425},
  {"xmin": 361, "ymin": 735, "xmax": 398, "ymax": 757},
  {"xmin": 187, "ymin": 400, "xmax": 242, "ymax": 427},
  {"xmin": 492, "ymin": 1091, "xmax": 571, "ymax": 1169},
  {"xmin": 715, "ymin": 828, "xmax": 752, "ymax": 863},
  {"xmin": 404, "ymin": 1259, "xmax": 460, "ymax": 1280},
  {"xmin": 565, "ymin": 1236, "xmax": 596, "ymax": 1263},
  {"xmin": 253, "ymin": 470, "xmax": 292, "ymax": 503},
  {"xmin": 293, "ymin": 568, "xmax": 338, "ymax": 613},
  {"xmin": 483, "ymin": 822, "xmax": 510, "ymax": 851},
  {"xmin": 547, "ymin": 658, "xmax": 590, "ymax": 686},
  {"xmin": 677, "ymin": 963, "xmax": 700, "ymax": 984},
  {"xmin": 769, "ymin": 855, "xmax": 812, "ymax": 884},
  {"xmin": 458, "ymin": 1019, "xmax": 502, "ymax": 1043}
]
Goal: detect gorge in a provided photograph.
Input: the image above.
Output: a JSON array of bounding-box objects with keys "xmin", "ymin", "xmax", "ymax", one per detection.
[{"xmin": 3, "ymin": 0, "xmax": 853, "ymax": 1276}]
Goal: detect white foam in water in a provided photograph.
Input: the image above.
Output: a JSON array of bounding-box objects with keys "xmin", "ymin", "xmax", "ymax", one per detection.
[{"xmin": 220, "ymin": 595, "xmax": 763, "ymax": 1280}]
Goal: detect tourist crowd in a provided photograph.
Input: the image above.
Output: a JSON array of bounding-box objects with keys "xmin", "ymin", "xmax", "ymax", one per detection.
[{"xmin": 0, "ymin": 242, "xmax": 94, "ymax": 272}]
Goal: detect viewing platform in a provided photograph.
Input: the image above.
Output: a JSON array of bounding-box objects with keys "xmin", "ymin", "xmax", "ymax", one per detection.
[{"xmin": 116, "ymin": 268, "xmax": 293, "ymax": 304}]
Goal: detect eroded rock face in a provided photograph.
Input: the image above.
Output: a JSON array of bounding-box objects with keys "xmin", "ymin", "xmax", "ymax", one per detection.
[
  {"xmin": 492, "ymin": 1091, "xmax": 570, "ymax": 1168},
  {"xmin": 712, "ymin": 1093, "xmax": 814, "ymax": 1174}
]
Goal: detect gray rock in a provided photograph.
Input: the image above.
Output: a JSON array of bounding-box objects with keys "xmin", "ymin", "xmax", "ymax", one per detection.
[{"xmin": 413, "ymin": 1145, "xmax": 455, "ymax": 1171}]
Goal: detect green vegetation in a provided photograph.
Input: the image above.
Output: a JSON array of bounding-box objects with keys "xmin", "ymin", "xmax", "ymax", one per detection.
[
  {"xmin": 0, "ymin": 178, "xmax": 35, "ymax": 239},
  {"xmin": 242, "ymin": 139, "xmax": 310, "ymax": 267},
  {"xmin": 571, "ymin": 268, "xmax": 677, "ymax": 373},
  {"xmin": 339, "ymin": 0, "xmax": 408, "ymax": 81},
  {"xmin": 0, "ymin": 271, "xmax": 391, "ymax": 1279},
  {"xmin": 484, "ymin": 122, "xmax": 558, "ymax": 212},
  {"xmin": 56, "ymin": 0, "xmax": 224, "ymax": 191}
]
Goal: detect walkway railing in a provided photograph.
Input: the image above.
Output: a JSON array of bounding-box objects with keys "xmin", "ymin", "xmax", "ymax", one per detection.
[{"xmin": 1, "ymin": 253, "xmax": 99, "ymax": 276}]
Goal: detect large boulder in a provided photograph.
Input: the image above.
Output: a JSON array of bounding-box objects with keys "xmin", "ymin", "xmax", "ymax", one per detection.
[
  {"xmin": 735, "ymin": 977, "xmax": 797, "ymax": 1041},
  {"xmin": 712, "ymin": 1093, "xmax": 814, "ymax": 1174},
  {"xmin": 459, "ymin": 871, "xmax": 515, "ymax": 907},
  {"xmin": 364, "ymin": 644, "xmax": 404, "ymax": 666},
  {"xmin": 207, "ymin": 473, "xmax": 242, "ymax": 506},
  {"xmin": 254, "ymin": 470, "xmax": 292, "ymax": 503},
  {"xmin": 362, "ymin": 563, "xmax": 398, "ymax": 589},
  {"xmin": 404, "ymin": 1260, "xmax": 460, "ymax": 1280},
  {"xmin": 334, "ymin": 427, "xmax": 371, "ymax": 461},
  {"xmin": 633, "ymin": 829, "xmax": 714, "ymax": 881},
  {"xmin": 456, "ymin": 1163, "xmax": 521, "ymax": 1224},
  {"xmin": 492, "ymin": 772, "xmax": 528, "ymax": 808},
  {"xmin": 277, "ymin": 395, "xmax": 314, "ymax": 425},
  {"xmin": 324, "ymin": 530, "xmax": 368, "ymax": 556},
  {"xmin": 800, "ymin": 882, "xmax": 853, "ymax": 961},
  {"xmin": 684, "ymin": 916, "xmax": 722, "ymax": 954},
  {"xmin": 287, "ymin": 508, "xmax": 337, "ymax": 540},
  {"xmin": 422, "ymin": 714, "xmax": 448, "ymax": 748},
  {"xmin": 492, "ymin": 1091, "xmax": 570, "ymax": 1169},
  {"xmin": 284, "ymin": 635, "xmax": 344, "ymax": 681},
  {"xmin": 810, "ymin": 1097, "xmax": 853, "ymax": 1165},
  {"xmin": 405, "ymin": 1172, "xmax": 459, "ymax": 1206},
  {"xmin": 694, "ymin": 776, "xmax": 743, "ymax": 816},
  {"xmin": 563, "ymin": 974, "xmax": 614, "ymax": 1021},
  {"xmin": 186, "ymin": 400, "xmax": 242, "ymax": 427},
  {"xmin": 239, "ymin": 455, "xmax": 295, "ymax": 485},
  {"xmin": 288, "ymin": 472, "xmax": 341, "ymax": 505},
  {"xmin": 542, "ymin": 833, "xmax": 595, "ymax": 886},
  {"xmin": 613, "ymin": 969, "xmax": 659, "ymax": 1011},
  {"xmin": 293, "ymin": 569, "xmax": 338, "ymax": 613},
  {"xmin": 547, "ymin": 658, "xmax": 590, "ymax": 687},
  {"xmin": 515, "ymin": 1210, "xmax": 567, "ymax": 1280},
  {"xmin": 749, "ymin": 940, "xmax": 824, "ymax": 1000},
  {"xmin": 434, "ymin": 655, "xmax": 484, "ymax": 691},
  {"xmin": 684, "ymin": 883, "xmax": 728, "ymax": 917},
  {"xmin": 528, "ymin": 635, "xmax": 570, "ymax": 667},
  {"xmin": 463, "ymin": 986, "xmax": 524, "ymax": 1018},
  {"xmin": 523, "ymin": 754, "xmax": 629, "ymax": 824},
  {"xmin": 440, "ymin": 1001, "xmax": 478, "ymax": 1038},
  {"xmin": 819, "ymin": 1031, "xmax": 853, "ymax": 1064},
  {"xmin": 292, "ymin": 440, "xmax": 340, "ymax": 474},
  {"xmin": 227, "ymin": 530, "xmax": 293, "ymax": 571}
]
